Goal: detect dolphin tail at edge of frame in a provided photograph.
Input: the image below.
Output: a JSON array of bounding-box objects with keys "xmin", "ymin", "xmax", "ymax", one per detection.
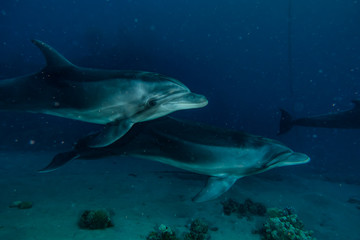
[
  {"xmin": 38, "ymin": 151, "xmax": 80, "ymax": 173},
  {"xmin": 192, "ymin": 176, "xmax": 239, "ymax": 202},
  {"xmin": 278, "ymin": 108, "xmax": 294, "ymax": 135}
]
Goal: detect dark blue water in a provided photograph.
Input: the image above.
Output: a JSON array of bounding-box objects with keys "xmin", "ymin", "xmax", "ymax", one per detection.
[{"xmin": 0, "ymin": 0, "xmax": 359, "ymax": 181}]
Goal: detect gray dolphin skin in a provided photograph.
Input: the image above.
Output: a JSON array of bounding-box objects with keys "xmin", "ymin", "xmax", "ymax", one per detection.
[
  {"xmin": 40, "ymin": 117, "xmax": 310, "ymax": 202},
  {"xmin": 0, "ymin": 40, "xmax": 208, "ymax": 147},
  {"xmin": 279, "ymin": 100, "xmax": 360, "ymax": 135}
]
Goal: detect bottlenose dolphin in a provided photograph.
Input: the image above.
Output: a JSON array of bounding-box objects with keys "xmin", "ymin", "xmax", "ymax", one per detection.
[
  {"xmin": 278, "ymin": 100, "xmax": 360, "ymax": 135},
  {"xmin": 40, "ymin": 117, "xmax": 310, "ymax": 202},
  {"xmin": 0, "ymin": 40, "xmax": 208, "ymax": 147}
]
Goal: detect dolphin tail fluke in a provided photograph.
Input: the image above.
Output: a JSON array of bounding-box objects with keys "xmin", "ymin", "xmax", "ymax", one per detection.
[
  {"xmin": 192, "ymin": 176, "xmax": 238, "ymax": 202},
  {"xmin": 38, "ymin": 151, "xmax": 79, "ymax": 173},
  {"xmin": 278, "ymin": 109, "xmax": 293, "ymax": 135}
]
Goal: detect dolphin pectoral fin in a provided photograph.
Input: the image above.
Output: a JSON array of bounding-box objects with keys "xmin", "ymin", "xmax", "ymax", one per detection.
[
  {"xmin": 192, "ymin": 176, "xmax": 239, "ymax": 203},
  {"xmin": 87, "ymin": 120, "xmax": 134, "ymax": 148},
  {"xmin": 38, "ymin": 151, "xmax": 79, "ymax": 173}
]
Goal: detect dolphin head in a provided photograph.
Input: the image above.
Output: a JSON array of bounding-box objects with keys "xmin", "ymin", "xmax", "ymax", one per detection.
[{"xmin": 134, "ymin": 73, "xmax": 208, "ymax": 121}]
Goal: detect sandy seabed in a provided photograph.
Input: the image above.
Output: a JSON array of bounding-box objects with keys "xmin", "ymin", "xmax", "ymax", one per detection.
[{"xmin": 0, "ymin": 151, "xmax": 359, "ymax": 240}]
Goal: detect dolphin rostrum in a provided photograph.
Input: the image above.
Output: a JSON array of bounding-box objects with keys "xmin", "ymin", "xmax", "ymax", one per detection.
[
  {"xmin": 0, "ymin": 40, "xmax": 208, "ymax": 147},
  {"xmin": 40, "ymin": 117, "xmax": 310, "ymax": 202},
  {"xmin": 278, "ymin": 100, "xmax": 360, "ymax": 135}
]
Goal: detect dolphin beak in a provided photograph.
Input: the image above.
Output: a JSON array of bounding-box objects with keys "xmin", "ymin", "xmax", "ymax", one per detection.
[
  {"xmin": 267, "ymin": 152, "xmax": 310, "ymax": 168},
  {"xmin": 163, "ymin": 92, "xmax": 208, "ymax": 110},
  {"xmin": 284, "ymin": 152, "xmax": 310, "ymax": 165}
]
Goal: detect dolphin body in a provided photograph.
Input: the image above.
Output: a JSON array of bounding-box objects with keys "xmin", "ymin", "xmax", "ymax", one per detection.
[
  {"xmin": 279, "ymin": 100, "xmax": 360, "ymax": 135},
  {"xmin": 0, "ymin": 40, "xmax": 208, "ymax": 147},
  {"xmin": 40, "ymin": 117, "xmax": 310, "ymax": 202}
]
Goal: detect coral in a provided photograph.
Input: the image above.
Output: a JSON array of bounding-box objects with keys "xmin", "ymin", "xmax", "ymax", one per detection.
[
  {"xmin": 258, "ymin": 208, "xmax": 316, "ymax": 240},
  {"xmin": 190, "ymin": 219, "xmax": 208, "ymax": 234},
  {"xmin": 159, "ymin": 224, "xmax": 173, "ymax": 234},
  {"xmin": 18, "ymin": 201, "xmax": 33, "ymax": 209},
  {"xmin": 347, "ymin": 197, "xmax": 360, "ymax": 210},
  {"xmin": 347, "ymin": 197, "xmax": 360, "ymax": 205},
  {"xmin": 221, "ymin": 198, "xmax": 267, "ymax": 219},
  {"xmin": 243, "ymin": 198, "xmax": 267, "ymax": 216},
  {"xmin": 222, "ymin": 198, "xmax": 239, "ymax": 215},
  {"xmin": 78, "ymin": 209, "xmax": 113, "ymax": 230},
  {"xmin": 184, "ymin": 218, "xmax": 209, "ymax": 240},
  {"xmin": 146, "ymin": 220, "xmax": 211, "ymax": 240},
  {"xmin": 9, "ymin": 200, "xmax": 33, "ymax": 209},
  {"xmin": 146, "ymin": 224, "xmax": 180, "ymax": 240}
]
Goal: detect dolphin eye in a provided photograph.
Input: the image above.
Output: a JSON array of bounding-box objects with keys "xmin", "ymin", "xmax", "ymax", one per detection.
[{"xmin": 148, "ymin": 99, "xmax": 157, "ymax": 107}]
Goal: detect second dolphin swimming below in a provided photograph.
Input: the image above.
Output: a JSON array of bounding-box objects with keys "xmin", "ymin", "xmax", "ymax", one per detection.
[
  {"xmin": 0, "ymin": 40, "xmax": 208, "ymax": 147},
  {"xmin": 40, "ymin": 117, "xmax": 310, "ymax": 202}
]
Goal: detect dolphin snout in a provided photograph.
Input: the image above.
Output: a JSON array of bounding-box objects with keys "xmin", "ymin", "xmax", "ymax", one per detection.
[
  {"xmin": 183, "ymin": 92, "xmax": 208, "ymax": 107},
  {"xmin": 164, "ymin": 92, "xmax": 208, "ymax": 110},
  {"xmin": 267, "ymin": 152, "xmax": 310, "ymax": 168}
]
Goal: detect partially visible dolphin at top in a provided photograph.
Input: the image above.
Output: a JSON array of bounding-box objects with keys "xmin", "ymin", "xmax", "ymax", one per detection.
[
  {"xmin": 0, "ymin": 40, "xmax": 208, "ymax": 147},
  {"xmin": 278, "ymin": 100, "xmax": 360, "ymax": 135},
  {"xmin": 39, "ymin": 117, "xmax": 310, "ymax": 202}
]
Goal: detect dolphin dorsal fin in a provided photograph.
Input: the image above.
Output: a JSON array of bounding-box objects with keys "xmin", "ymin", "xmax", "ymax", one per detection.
[
  {"xmin": 31, "ymin": 39, "xmax": 75, "ymax": 69},
  {"xmin": 352, "ymin": 100, "xmax": 360, "ymax": 109}
]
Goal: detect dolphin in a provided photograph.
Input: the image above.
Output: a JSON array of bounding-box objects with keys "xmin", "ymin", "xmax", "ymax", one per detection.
[
  {"xmin": 278, "ymin": 100, "xmax": 360, "ymax": 135},
  {"xmin": 0, "ymin": 40, "xmax": 208, "ymax": 147},
  {"xmin": 39, "ymin": 117, "xmax": 310, "ymax": 202}
]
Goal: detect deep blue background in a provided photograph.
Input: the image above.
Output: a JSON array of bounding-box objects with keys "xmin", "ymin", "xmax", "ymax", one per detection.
[{"xmin": 0, "ymin": 0, "xmax": 359, "ymax": 181}]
